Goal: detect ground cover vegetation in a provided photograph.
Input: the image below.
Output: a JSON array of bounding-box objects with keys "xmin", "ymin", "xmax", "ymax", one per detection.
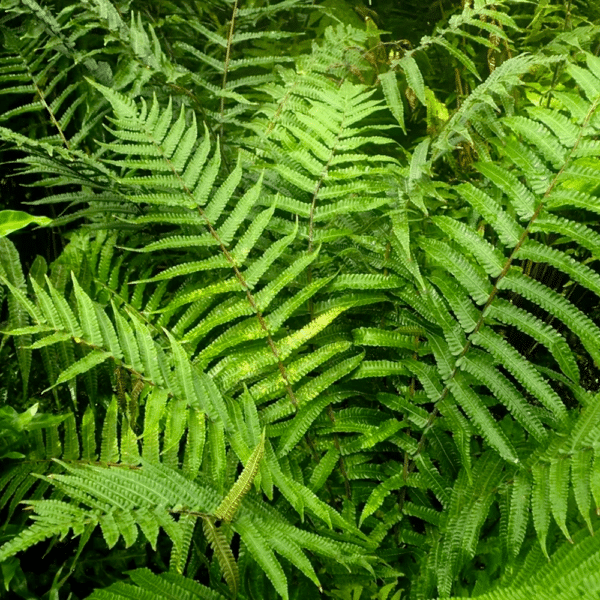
[{"xmin": 0, "ymin": 0, "xmax": 600, "ymax": 598}]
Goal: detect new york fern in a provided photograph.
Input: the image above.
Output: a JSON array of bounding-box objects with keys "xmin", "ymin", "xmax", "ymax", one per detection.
[{"xmin": 1, "ymin": 0, "xmax": 600, "ymax": 599}]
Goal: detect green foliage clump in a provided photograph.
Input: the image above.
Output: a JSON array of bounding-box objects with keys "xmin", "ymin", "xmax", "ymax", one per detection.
[{"xmin": 0, "ymin": 0, "xmax": 600, "ymax": 599}]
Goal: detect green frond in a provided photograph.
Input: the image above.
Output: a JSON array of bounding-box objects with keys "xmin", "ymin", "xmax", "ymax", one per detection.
[
  {"xmin": 379, "ymin": 71, "xmax": 406, "ymax": 134},
  {"xmin": 486, "ymin": 299, "xmax": 579, "ymax": 383},
  {"xmin": 0, "ymin": 500, "xmax": 95, "ymax": 563},
  {"xmin": 215, "ymin": 429, "xmax": 265, "ymax": 523},
  {"xmin": 248, "ymin": 341, "xmax": 352, "ymax": 404},
  {"xmin": 471, "ymin": 328, "xmax": 567, "ymax": 423},
  {"xmin": 163, "ymin": 398, "xmax": 187, "ymax": 469},
  {"xmin": 202, "ymin": 517, "xmax": 239, "ymax": 595},
  {"xmin": 183, "ymin": 407, "xmax": 206, "ymax": 480},
  {"xmin": 360, "ymin": 474, "xmax": 407, "ymax": 526},
  {"xmin": 111, "ymin": 301, "xmax": 143, "ymax": 371},
  {"xmin": 100, "ymin": 396, "xmax": 119, "ymax": 464},
  {"xmin": 516, "ymin": 240, "xmax": 600, "ymax": 299},
  {"xmin": 87, "ymin": 568, "xmax": 228, "ymax": 600},
  {"xmin": 0, "ymin": 276, "xmax": 45, "ymax": 324},
  {"xmin": 505, "ymin": 116, "xmax": 567, "ymax": 169},
  {"xmin": 569, "ymin": 390, "xmax": 600, "ymax": 451},
  {"xmin": 432, "ymin": 216, "xmax": 505, "ymax": 277},
  {"xmin": 44, "ymin": 350, "xmax": 112, "ymax": 393},
  {"xmin": 531, "ymin": 462, "xmax": 551, "ymax": 558},
  {"xmin": 475, "ymin": 162, "xmax": 536, "ymax": 220},
  {"xmin": 437, "ymin": 456, "xmax": 502, "ymax": 596},
  {"xmin": 269, "ymin": 533, "xmax": 322, "ymax": 591},
  {"xmin": 135, "ymin": 257, "xmax": 230, "ymax": 283},
  {"xmin": 141, "ymin": 388, "xmax": 168, "ymax": 463},
  {"xmin": 500, "ymin": 271, "xmax": 600, "ymax": 367},
  {"xmin": 235, "ymin": 514, "xmax": 289, "ymax": 600},
  {"xmin": 208, "ymin": 420, "xmax": 226, "ymax": 495},
  {"xmin": 309, "ymin": 448, "xmax": 340, "ymax": 493},
  {"xmin": 531, "ymin": 214, "xmax": 600, "ymax": 258},
  {"xmin": 448, "ymin": 372, "xmax": 519, "ymax": 464},
  {"xmin": 421, "ymin": 238, "xmax": 492, "ymax": 304},
  {"xmin": 254, "ymin": 250, "xmax": 320, "ymax": 312},
  {"xmin": 460, "ymin": 353, "xmax": 547, "ymax": 442},
  {"xmin": 81, "ymin": 405, "xmax": 97, "ymax": 462},
  {"xmin": 549, "ymin": 457, "xmax": 572, "ymax": 542},
  {"xmin": 507, "ymin": 470, "xmax": 532, "ymax": 559},
  {"xmin": 457, "ymin": 183, "xmax": 524, "ymax": 247},
  {"xmin": 433, "ymin": 37, "xmax": 480, "ymax": 80},
  {"xmin": 571, "ymin": 449, "xmax": 594, "ymax": 534},
  {"xmin": 71, "ymin": 274, "xmax": 103, "ymax": 347},
  {"xmin": 217, "ymin": 176, "xmax": 263, "ymax": 246},
  {"xmin": 129, "ymin": 314, "xmax": 164, "ymax": 385}
]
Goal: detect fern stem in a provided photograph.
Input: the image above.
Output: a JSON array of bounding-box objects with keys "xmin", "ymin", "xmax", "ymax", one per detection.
[
  {"xmin": 307, "ymin": 111, "xmax": 346, "ymax": 254},
  {"xmin": 305, "ymin": 119, "xmax": 352, "ymax": 491},
  {"xmin": 32, "ymin": 71, "xmax": 70, "ymax": 149}
]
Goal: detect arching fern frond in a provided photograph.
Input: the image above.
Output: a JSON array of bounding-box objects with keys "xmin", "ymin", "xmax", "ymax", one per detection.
[
  {"xmin": 87, "ymin": 567, "xmax": 228, "ymax": 600},
  {"xmin": 0, "ymin": 457, "xmax": 367, "ymax": 598}
]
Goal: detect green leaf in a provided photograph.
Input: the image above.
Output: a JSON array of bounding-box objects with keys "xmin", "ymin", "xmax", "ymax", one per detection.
[
  {"xmin": 88, "ymin": 568, "xmax": 228, "ymax": 600},
  {"xmin": 569, "ymin": 390, "xmax": 600, "ymax": 451},
  {"xmin": 101, "ymin": 396, "xmax": 119, "ymax": 464},
  {"xmin": 235, "ymin": 514, "xmax": 289, "ymax": 600},
  {"xmin": 309, "ymin": 448, "xmax": 340, "ymax": 492},
  {"xmin": 486, "ymin": 299, "xmax": 579, "ymax": 384},
  {"xmin": 549, "ymin": 457, "xmax": 572, "ymax": 542},
  {"xmin": 432, "ymin": 216, "xmax": 505, "ymax": 277},
  {"xmin": 0, "ymin": 211, "xmax": 52, "ymax": 237},
  {"xmin": 71, "ymin": 274, "xmax": 103, "ymax": 347},
  {"xmin": 572, "ymin": 449, "xmax": 594, "ymax": 533},
  {"xmin": 208, "ymin": 420, "xmax": 226, "ymax": 494},
  {"xmin": 433, "ymin": 37, "xmax": 480, "ymax": 79},
  {"xmin": 44, "ymin": 350, "xmax": 112, "ymax": 393},
  {"xmin": 507, "ymin": 470, "xmax": 531, "ymax": 559},
  {"xmin": 461, "ymin": 353, "xmax": 547, "ymax": 443},
  {"xmin": 421, "ymin": 238, "xmax": 492, "ymax": 305},
  {"xmin": 504, "ymin": 116, "xmax": 565, "ymax": 169},
  {"xmin": 448, "ymin": 372, "xmax": 519, "ymax": 464},
  {"xmin": 276, "ymin": 395, "xmax": 333, "ymax": 459},
  {"xmin": 183, "ymin": 408, "xmax": 205, "ymax": 481},
  {"xmin": 81, "ymin": 405, "xmax": 97, "ymax": 462},
  {"xmin": 517, "ymin": 240, "xmax": 600, "ymax": 300},
  {"xmin": 500, "ymin": 271, "xmax": 600, "ymax": 368},
  {"xmin": 475, "ymin": 162, "xmax": 536, "ymax": 220},
  {"xmin": 400, "ymin": 55, "xmax": 426, "ymax": 104},
  {"xmin": 215, "ymin": 429, "xmax": 266, "ymax": 523},
  {"xmin": 531, "ymin": 462, "xmax": 551, "ymax": 558},
  {"xmin": 360, "ymin": 474, "xmax": 406, "ymax": 525},
  {"xmin": 471, "ymin": 328, "xmax": 567, "ymax": 424},
  {"xmin": 379, "ymin": 71, "xmax": 406, "ymax": 134},
  {"xmin": 456, "ymin": 183, "xmax": 523, "ymax": 247},
  {"xmin": 202, "ymin": 518, "xmax": 239, "ymax": 596}
]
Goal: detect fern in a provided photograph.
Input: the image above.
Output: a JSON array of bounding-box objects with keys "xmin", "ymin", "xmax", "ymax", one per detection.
[{"xmin": 1, "ymin": 1, "xmax": 600, "ymax": 599}]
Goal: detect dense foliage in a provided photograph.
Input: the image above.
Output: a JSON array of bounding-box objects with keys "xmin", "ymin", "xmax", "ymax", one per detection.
[{"xmin": 1, "ymin": 0, "xmax": 600, "ymax": 598}]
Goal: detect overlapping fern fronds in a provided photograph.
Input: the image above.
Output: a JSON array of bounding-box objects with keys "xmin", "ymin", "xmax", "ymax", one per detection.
[
  {"xmin": 1, "ymin": 1, "xmax": 600, "ymax": 599},
  {"xmin": 0, "ymin": 256, "xmax": 371, "ymax": 597},
  {"xmin": 368, "ymin": 49, "xmax": 600, "ymax": 598}
]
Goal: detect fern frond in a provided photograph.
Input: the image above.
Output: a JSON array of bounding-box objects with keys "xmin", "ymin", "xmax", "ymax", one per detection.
[
  {"xmin": 87, "ymin": 567, "xmax": 228, "ymax": 600},
  {"xmin": 215, "ymin": 429, "xmax": 265, "ymax": 523},
  {"xmin": 202, "ymin": 517, "xmax": 239, "ymax": 595},
  {"xmin": 235, "ymin": 513, "xmax": 289, "ymax": 600}
]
